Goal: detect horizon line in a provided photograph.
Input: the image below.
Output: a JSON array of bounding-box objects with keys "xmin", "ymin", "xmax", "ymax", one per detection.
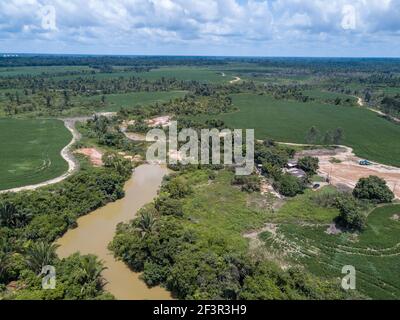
[{"xmin": 1, "ymin": 52, "xmax": 400, "ymax": 59}]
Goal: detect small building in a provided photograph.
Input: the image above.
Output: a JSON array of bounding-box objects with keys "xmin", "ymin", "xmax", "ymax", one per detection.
[{"xmin": 286, "ymin": 168, "xmax": 307, "ymax": 179}]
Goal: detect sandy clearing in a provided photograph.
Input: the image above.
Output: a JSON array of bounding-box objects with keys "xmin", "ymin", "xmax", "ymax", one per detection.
[
  {"xmin": 75, "ymin": 148, "xmax": 103, "ymax": 166},
  {"xmin": 146, "ymin": 115, "xmax": 172, "ymax": 127},
  {"xmin": 295, "ymin": 145, "xmax": 400, "ymax": 199}
]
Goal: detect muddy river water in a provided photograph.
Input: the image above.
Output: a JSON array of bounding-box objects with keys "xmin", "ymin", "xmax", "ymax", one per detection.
[{"xmin": 56, "ymin": 164, "xmax": 172, "ymax": 300}]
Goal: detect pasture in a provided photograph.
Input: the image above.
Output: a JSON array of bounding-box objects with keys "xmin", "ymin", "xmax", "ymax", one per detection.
[
  {"xmin": 213, "ymin": 94, "xmax": 400, "ymax": 167},
  {"xmin": 0, "ymin": 118, "xmax": 71, "ymax": 190}
]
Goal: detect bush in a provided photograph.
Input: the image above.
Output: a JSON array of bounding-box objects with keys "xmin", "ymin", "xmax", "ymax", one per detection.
[
  {"xmin": 155, "ymin": 195, "xmax": 184, "ymax": 217},
  {"xmin": 231, "ymin": 175, "xmax": 261, "ymax": 193},
  {"xmin": 273, "ymin": 174, "xmax": 305, "ymax": 197},
  {"xmin": 353, "ymin": 175, "xmax": 394, "ymax": 203},
  {"xmin": 163, "ymin": 177, "xmax": 193, "ymax": 199},
  {"xmin": 102, "ymin": 152, "xmax": 133, "ymax": 179},
  {"xmin": 335, "ymin": 194, "xmax": 367, "ymax": 231},
  {"xmin": 297, "ymin": 156, "xmax": 319, "ymax": 176}
]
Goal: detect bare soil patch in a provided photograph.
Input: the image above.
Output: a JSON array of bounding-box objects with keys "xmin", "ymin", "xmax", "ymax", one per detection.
[
  {"xmin": 296, "ymin": 146, "xmax": 400, "ymax": 199},
  {"xmin": 75, "ymin": 148, "xmax": 103, "ymax": 166}
]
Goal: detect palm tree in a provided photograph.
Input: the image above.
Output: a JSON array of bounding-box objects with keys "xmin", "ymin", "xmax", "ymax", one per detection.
[
  {"xmin": 137, "ymin": 211, "xmax": 156, "ymax": 238},
  {"xmin": 0, "ymin": 238, "xmax": 11, "ymax": 282},
  {"xmin": 79, "ymin": 255, "xmax": 107, "ymax": 292},
  {"xmin": 0, "ymin": 202, "xmax": 32, "ymax": 228},
  {"xmin": 25, "ymin": 242, "xmax": 59, "ymax": 275}
]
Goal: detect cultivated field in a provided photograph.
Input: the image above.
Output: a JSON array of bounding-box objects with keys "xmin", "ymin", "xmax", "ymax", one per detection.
[
  {"xmin": 0, "ymin": 118, "xmax": 71, "ymax": 190},
  {"xmin": 262, "ymin": 201, "xmax": 400, "ymax": 299},
  {"xmin": 215, "ymin": 94, "xmax": 400, "ymax": 167}
]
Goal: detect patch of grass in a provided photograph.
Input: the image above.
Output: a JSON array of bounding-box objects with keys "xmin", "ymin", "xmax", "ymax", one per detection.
[
  {"xmin": 0, "ymin": 118, "xmax": 71, "ymax": 190},
  {"xmin": 271, "ymin": 187, "xmax": 340, "ymax": 224},
  {"xmin": 311, "ymin": 175, "xmax": 326, "ymax": 182},
  {"xmin": 181, "ymin": 169, "xmax": 270, "ymax": 252},
  {"xmin": 212, "ymin": 94, "xmax": 400, "ymax": 167}
]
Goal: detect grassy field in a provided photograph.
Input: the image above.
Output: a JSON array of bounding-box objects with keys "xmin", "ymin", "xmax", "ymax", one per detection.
[
  {"xmin": 75, "ymin": 91, "xmax": 187, "ymax": 112},
  {"xmin": 180, "ymin": 169, "xmax": 271, "ymax": 252},
  {"xmin": 212, "ymin": 94, "xmax": 400, "ymax": 167},
  {"xmin": 262, "ymin": 203, "xmax": 400, "ymax": 299},
  {"xmin": 0, "ymin": 118, "xmax": 71, "ymax": 190}
]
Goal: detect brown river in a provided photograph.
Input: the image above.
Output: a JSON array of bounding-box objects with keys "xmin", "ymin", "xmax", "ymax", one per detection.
[{"xmin": 56, "ymin": 164, "xmax": 172, "ymax": 300}]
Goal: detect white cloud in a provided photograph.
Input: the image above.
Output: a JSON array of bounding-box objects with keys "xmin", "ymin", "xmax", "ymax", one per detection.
[{"xmin": 0, "ymin": 0, "xmax": 399, "ymax": 55}]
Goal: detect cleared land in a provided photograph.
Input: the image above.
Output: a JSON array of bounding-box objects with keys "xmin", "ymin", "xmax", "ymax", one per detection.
[
  {"xmin": 214, "ymin": 94, "xmax": 400, "ymax": 167},
  {"xmin": 77, "ymin": 91, "xmax": 186, "ymax": 112},
  {"xmin": 0, "ymin": 118, "xmax": 71, "ymax": 190},
  {"xmin": 296, "ymin": 147, "xmax": 400, "ymax": 199}
]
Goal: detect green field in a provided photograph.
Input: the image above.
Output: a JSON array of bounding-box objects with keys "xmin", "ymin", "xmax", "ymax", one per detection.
[
  {"xmin": 0, "ymin": 118, "xmax": 71, "ymax": 190},
  {"xmin": 212, "ymin": 94, "xmax": 400, "ymax": 167},
  {"xmin": 262, "ymin": 204, "xmax": 400, "ymax": 299},
  {"xmin": 76, "ymin": 91, "xmax": 187, "ymax": 112}
]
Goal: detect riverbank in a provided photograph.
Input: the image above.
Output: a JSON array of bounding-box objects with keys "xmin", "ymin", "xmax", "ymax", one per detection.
[{"xmin": 56, "ymin": 164, "xmax": 172, "ymax": 300}]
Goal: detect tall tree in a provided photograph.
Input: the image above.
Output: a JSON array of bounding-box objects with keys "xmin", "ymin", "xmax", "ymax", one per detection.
[
  {"xmin": 305, "ymin": 126, "xmax": 319, "ymax": 144},
  {"xmin": 333, "ymin": 127, "xmax": 344, "ymax": 145},
  {"xmin": 25, "ymin": 242, "xmax": 59, "ymax": 275}
]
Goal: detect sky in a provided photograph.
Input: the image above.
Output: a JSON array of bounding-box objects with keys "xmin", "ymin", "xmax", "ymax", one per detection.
[{"xmin": 0, "ymin": 0, "xmax": 400, "ymax": 57}]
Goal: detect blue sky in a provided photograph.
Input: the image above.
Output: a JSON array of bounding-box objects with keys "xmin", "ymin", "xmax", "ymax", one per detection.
[{"xmin": 1, "ymin": 0, "xmax": 400, "ymax": 57}]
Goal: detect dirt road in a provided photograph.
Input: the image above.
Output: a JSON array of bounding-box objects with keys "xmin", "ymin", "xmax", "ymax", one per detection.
[
  {"xmin": 357, "ymin": 97, "xmax": 400, "ymax": 123},
  {"xmin": 230, "ymin": 76, "xmax": 241, "ymax": 84}
]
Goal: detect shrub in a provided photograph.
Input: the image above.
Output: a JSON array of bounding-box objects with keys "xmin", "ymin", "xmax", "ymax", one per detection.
[
  {"xmin": 297, "ymin": 156, "xmax": 319, "ymax": 176},
  {"xmin": 231, "ymin": 175, "xmax": 261, "ymax": 193},
  {"xmin": 163, "ymin": 177, "xmax": 193, "ymax": 199},
  {"xmin": 273, "ymin": 174, "xmax": 305, "ymax": 197},
  {"xmin": 335, "ymin": 194, "xmax": 367, "ymax": 231},
  {"xmin": 155, "ymin": 195, "xmax": 184, "ymax": 217},
  {"xmin": 353, "ymin": 175, "xmax": 394, "ymax": 203}
]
